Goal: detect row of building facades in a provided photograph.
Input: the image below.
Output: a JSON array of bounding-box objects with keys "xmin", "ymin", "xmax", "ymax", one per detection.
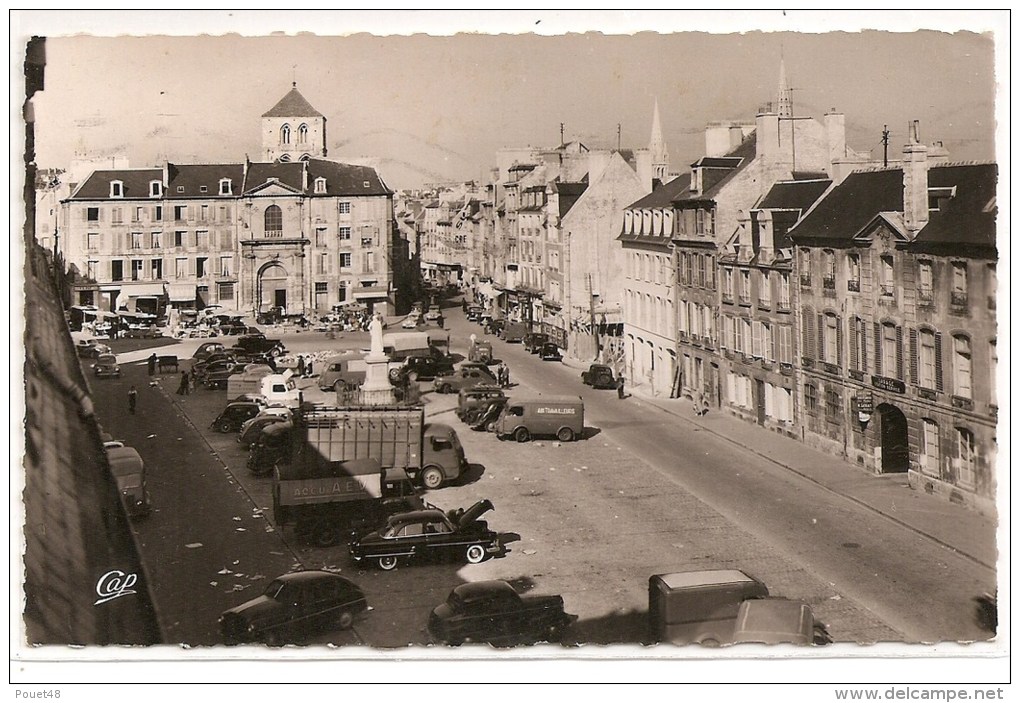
[
  {"xmin": 37, "ymin": 70, "xmax": 997, "ymax": 512},
  {"xmin": 406, "ymin": 68, "xmax": 997, "ymax": 513}
]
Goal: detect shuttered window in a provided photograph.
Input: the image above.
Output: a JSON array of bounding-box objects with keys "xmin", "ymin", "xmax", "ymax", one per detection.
[{"xmin": 802, "ymin": 307, "xmax": 815, "ymax": 359}]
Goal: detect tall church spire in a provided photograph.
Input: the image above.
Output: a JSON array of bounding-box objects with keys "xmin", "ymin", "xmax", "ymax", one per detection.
[
  {"xmin": 777, "ymin": 57, "xmax": 793, "ymax": 118},
  {"xmin": 649, "ymin": 97, "xmax": 669, "ymax": 181}
]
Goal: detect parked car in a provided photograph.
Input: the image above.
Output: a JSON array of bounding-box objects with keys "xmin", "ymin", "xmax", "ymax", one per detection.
[
  {"xmin": 219, "ymin": 571, "xmax": 368, "ymax": 646},
  {"xmin": 466, "ymin": 306, "xmax": 483, "ymax": 322},
  {"xmin": 494, "ymin": 395, "xmax": 584, "ymax": 443},
  {"xmin": 423, "ymin": 305, "xmax": 442, "ymax": 322},
  {"xmin": 732, "ymin": 598, "xmax": 833, "ymax": 646},
  {"xmin": 229, "ymin": 393, "xmax": 269, "ymax": 407},
  {"xmin": 192, "ymin": 342, "xmax": 227, "ymax": 361},
  {"xmin": 523, "ymin": 333, "xmax": 549, "ymax": 354},
  {"xmin": 428, "ymin": 580, "xmax": 576, "ymax": 647},
  {"xmin": 92, "ymin": 353, "xmax": 122, "ymax": 379},
  {"xmin": 192, "ymin": 354, "xmax": 238, "ymax": 380},
  {"xmin": 124, "ymin": 324, "xmax": 161, "ymax": 339},
  {"xmin": 75, "ymin": 339, "xmax": 110, "ymax": 359},
  {"xmin": 540, "ymin": 343, "xmax": 563, "ymax": 361},
  {"xmin": 238, "ymin": 410, "xmax": 292, "ymax": 448},
  {"xmin": 389, "ymin": 354, "xmax": 455, "ymax": 383},
  {"xmin": 433, "ymin": 366, "xmax": 498, "ymax": 394},
  {"xmin": 401, "ymin": 313, "xmax": 422, "ymax": 329},
  {"xmin": 211, "ymin": 401, "xmax": 265, "ymax": 433},
  {"xmin": 350, "ymin": 499, "xmax": 501, "ymax": 571},
  {"xmin": 581, "ymin": 363, "xmax": 618, "ymax": 389},
  {"xmin": 202, "ymin": 363, "xmax": 247, "ymax": 390},
  {"xmin": 501, "ymin": 322, "xmax": 528, "ymax": 343},
  {"xmin": 231, "ymin": 335, "xmax": 286, "ymax": 358},
  {"xmin": 455, "ymin": 385, "xmax": 506, "ymax": 424}
]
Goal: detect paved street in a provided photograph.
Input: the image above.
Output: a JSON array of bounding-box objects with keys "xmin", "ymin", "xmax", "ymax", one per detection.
[{"xmin": 86, "ymin": 298, "xmax": 995, "ymax": 648}]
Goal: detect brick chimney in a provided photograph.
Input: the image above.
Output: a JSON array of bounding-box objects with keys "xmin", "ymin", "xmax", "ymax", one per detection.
[{"xmin": 902, "ymin": 120, "xmax": 929, "ymax": 235}]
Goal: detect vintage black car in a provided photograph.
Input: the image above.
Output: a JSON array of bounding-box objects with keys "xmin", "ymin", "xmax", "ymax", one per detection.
[
  {"xmin": 427, "ymin": 580, "xmax": 576, "ymax": 647},
  {"xmin": 211, "ymin": 401, "xmax": 264, "ymax": 433},
  {"xmin": 192, "ymin": 342, "xmax": 227, "ymax": 361},
  {"xmin": 191, "ymin": 353, "xmax": 238, "ymax": 380},
  {"xmin": 350, "ymin": 499, "xmax": 501, "ymax": 571},
  {"xmin": 388, "ymin": 354, "xmax": 455, "ymax": 383},
  {"xmin": 581, "ymin": 363, "xmax": 617, "ymax": 389},
  {"xmin": 231, "ymin": 334, "xmax": 286, "ymax": 358},
  {"xmin": 540, "ymin": 343, "xmax": 563, "ymax": 361},
  {"xmin": 455, "ymin": 385, "xmax": 506, "ymax": 423},
  {"xmin": 219, "ymin": 570, "xmax": 368, "ymax": 645},
  {"xmin": 203, "ymin": 363, "xmax": 247, "ymax": 390}
]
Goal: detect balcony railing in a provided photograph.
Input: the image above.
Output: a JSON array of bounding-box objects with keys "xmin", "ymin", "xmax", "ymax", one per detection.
[
  {"xmin": 800, "ymin": 274, "xmax": 812, "ymax": 287},
  {"xmin": 822, "ymin": 275, "xmax": 836, "ymax": 290},
  {"xmin": 918, "ymin": 287, "xmax": 934, "ymax": 304},
  {"xmin": 880, "ymin": 284, "xmax": 895, "ymax": 297},
  {"xmin": 950, "ymin": 291, "xmax": 968, "ymax": 307},
  {"xmin": 847, "ymin": 279, "xmax": 860, "ymax": 293}
]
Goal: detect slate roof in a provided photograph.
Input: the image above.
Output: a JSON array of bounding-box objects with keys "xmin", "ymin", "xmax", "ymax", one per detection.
[
  {"xmin": 552, "ymin": 180, "xmax": 588, "ymax": 218},
  {"xmin": 756, "ymin": 179, "xmax": 832, "ymax": 212},
  {"xmin": 262, "ymin": 86, "xmax": 323, "ymax": 118},
  {"xmin": 244, "ymin": 161, "xmax": 306, "ymax": 193},
  {"xmin": 674, "ymin": 132, "xmax": 758, "ymax": 204},
  {"xmin": 165, "ymin": 163, "xmax": 245, "ymax": 199},
  {"xmin": 67, "ymin": 169, "xmax": 163, "ymax": 200},
  {"xmin": 304, "ymin": 159, "xmax": 391, "ymax": 196},
  {"xmin": 625, "ymin": 173, "xmax": 692, "ymax": 210},
  {"xmin": 789, "ymin": 163, "xmax": 997, "ymax": 256}
]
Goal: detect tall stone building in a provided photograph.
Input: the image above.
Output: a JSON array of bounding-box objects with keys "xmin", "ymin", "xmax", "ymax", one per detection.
[
  {"xmin": 790, "ymin": 131, "xmax": 997, "ymax": 512},
  {"xmin": 60, "ymin": 86, "xmax": 398, "ymax": 318}
]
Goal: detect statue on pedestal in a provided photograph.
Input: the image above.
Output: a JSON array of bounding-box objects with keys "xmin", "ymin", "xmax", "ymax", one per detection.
[{"xmin": 369, "ymin": 313, "xmax": 384, "ymax": 356}]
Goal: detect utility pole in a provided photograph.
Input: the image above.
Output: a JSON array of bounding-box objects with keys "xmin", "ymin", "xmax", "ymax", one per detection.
[
  {"xmin": 559, "ymin": 122, "xmax": 564, "ymax": 146},
  {"xmin": 882, "ymin": 125, "xmax": 890, "ymax": 167},
  {"xmin": 617, "ymin": 123, "xmax": 621, "ymax": 152}
]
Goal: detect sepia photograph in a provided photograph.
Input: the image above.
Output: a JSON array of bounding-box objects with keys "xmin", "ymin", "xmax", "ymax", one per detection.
[{"xmin": 11, "ymin": 9, "xmax": 1009, "ymax": 690}]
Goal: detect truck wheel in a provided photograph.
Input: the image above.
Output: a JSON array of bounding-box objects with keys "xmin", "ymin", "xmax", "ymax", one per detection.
[
  {"xmin": 217, "ymin": 419, "xmax": 234, "ymax": 433},
  {"xmin": 514, "ymin": 427, "xmax": 530, "ymax": 443},
  {"xmin": 556, "ymin": 427, "xmax": 575, "ymax": 442},
  {"xmin": 378, "ymin": 556, "xmax": 398, "ymax": 571},
  {"xmin": 465, "ymin": 544, "xmax": 485, "ymax": 564},
  {"xmin": 421, "ymin": 467, "xmax": 444, "ymax": 490}
]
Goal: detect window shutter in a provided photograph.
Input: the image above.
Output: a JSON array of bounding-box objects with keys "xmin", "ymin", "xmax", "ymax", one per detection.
[
  {"xmin": 752, "ymin": 321, "xmax": 762, "ymax": 358},
  {"xmin": 861, "ymin": 320, "xmax": 868, "ymax": 372},
  {"xmin": 909, "ymin": 328, "xmax": 919, "ymax": 385},
  {"xmin": 836, "ymin": 316, "xmax": 843, "ymax": 367},
  {"xmin": 816, "ymin": 313, "xmax": 824, "ymax": 361},
  {"xmin": 896, "ymin": 325, "xmax": 904, "ymax": 380},
  {"xmin": 934, "ymin": 332, "xmax": 944, "ymax": 392},
  {"xmin": 874, "ymin": 322, "xmax": 882, "ymax": 375},
  {"xmin": 802, "ymin": 308, "xmax": 814, "ymax": 359},
  {"xmin": 115, "ymin": 232, "xmax": 123, "ymax": 252},
  {"xmin": 849, "ymin": 318, "xmax": 858, "ymax": 370}
]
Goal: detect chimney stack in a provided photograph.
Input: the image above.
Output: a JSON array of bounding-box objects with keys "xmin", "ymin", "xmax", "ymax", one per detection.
[{"xmin": 902, "ymin": 120, "xmax": 929, "ymax": 235}]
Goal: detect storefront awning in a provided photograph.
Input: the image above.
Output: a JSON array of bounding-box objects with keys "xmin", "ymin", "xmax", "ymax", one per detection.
[
  {"xmin": 168, "ymin": 283, "xmax": 196, "ymax": 302},
  {"xmin": 351, "ymin": 286, "xmax": 389, "ymax": 300},
  {"xmin": 121, "ymin": 283, "xmax": 165, "ymax": 298}
]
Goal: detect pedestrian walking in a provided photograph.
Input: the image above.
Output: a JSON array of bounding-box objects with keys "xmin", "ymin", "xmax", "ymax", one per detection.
[
  {"xmin": 147, "ymin": 353, "xmax": 157, "ymax": 377},
  {"xmin": 297, "ymin": 355, "xmax": 306, "ymax": 378},
  {"xmin": 694, "ymin": 390, "xmax": 705, "ymax": 415},
  {"xmin": 617, "ymin": 375, "xmax": 626, "ymax": 400},
  {"xmin": 128, "ymin": 385, "xmax": 138, "ymax": 414},
  {"xmin": 306, "ymin": 359, "xmax": 314, "ymax": 378},
  {"xmin": 188, "ymin": 371, "xmax": 196, "ymax": 393},
  {"xmin": 177, "ymin": 371, "xmax": 190, "ymax": 395}
]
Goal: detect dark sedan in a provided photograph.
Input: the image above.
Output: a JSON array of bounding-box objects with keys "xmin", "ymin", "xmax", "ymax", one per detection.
[
  {"xmin": 219, "ymin": 570, "xmax": 368, "ymax": 645},
  {"xmin": 350, "ymin": 499, "xmax": 502, "ymax": 571},
  {"xmin": 428, "ymin": 580, "xmax": 576, "ymax": 647},
  {"xmin": 433, "ymin": 366, "xmax": 498, "ymax": 394},
  {"xmin": 211, "ymin": 401, "xmax": 264, "ymax": 433},
  {"xmin": 540, "ymin": 343, "xmax": 563, "ymax": 361}
]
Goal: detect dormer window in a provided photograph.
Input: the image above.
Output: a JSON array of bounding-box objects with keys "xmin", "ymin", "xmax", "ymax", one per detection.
[
  {"xmin": 110, "ymin": 180, "xmax": 124, "ymax": 198},
  {"xmin": 314, "ymin": 177, "xmax": 327, "ymax": 194},
  {"xmin": 928, "ymin": 186, "xmax": 956, "ymax": 211},
  {"xmin": 363, "ymin": 181, "xmax": 371, "ymax": 188},
  {"xmin": 199, "ymin": 185, "xmax": 208, "ymax": 193},
  {"xmin": 149, "ymin": 181, "xmax": 162, "ymax": 198},
  {"xmin": 219, "ymin": 178, "xmax": 232, "ymax": 195},
  {"xmin": 177, "ymin": 186, "xmax": 185, "ymax": 193}
]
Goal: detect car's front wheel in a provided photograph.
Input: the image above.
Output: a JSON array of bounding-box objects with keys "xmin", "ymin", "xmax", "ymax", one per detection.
[
  {"xmin": 465, "ymin": 544, "xmax": 486, "ymax": 564},
  {"xmin": 378, "ymin": 556, "xmax": 398, "ymax": 571},
  {"xmin": 217, "ymin": 419, "xmax": 234, "ymax": 433}
]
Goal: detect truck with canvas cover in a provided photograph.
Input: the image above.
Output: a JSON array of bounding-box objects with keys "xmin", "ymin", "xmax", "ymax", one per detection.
[
  {"xmin": 292, "ymin": 405, "xmax": 468, "ymax": 491},
  {"xmin": 272, "ymin": 456, "xmax": 424, "ymax": 547}
]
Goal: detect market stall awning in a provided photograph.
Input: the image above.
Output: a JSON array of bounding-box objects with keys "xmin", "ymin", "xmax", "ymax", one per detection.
[
  {"xmin": 168, "ymin": 283, "xmax": 196, "ymax": 302},
  {"xmin": 351, "ymin": 286, "xmax": 389, "ymax": 300},
  {"xmin": 121, "ymin": 283, "xmax": 165, "ymax": 298}
]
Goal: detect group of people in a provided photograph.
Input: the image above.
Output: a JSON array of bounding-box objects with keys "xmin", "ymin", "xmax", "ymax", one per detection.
[
  {"xmin": 294, "ymin": 355, "xmax": 316, "ymax": 378},
  {"xmin": 495, "ymin": 362, "xmax": 511, "ymax": 389}
]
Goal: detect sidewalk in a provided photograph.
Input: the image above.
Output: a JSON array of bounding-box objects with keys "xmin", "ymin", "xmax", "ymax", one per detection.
[{"xmin": 567, "ymin": 357, "xmax": 999, "ymax": 570}]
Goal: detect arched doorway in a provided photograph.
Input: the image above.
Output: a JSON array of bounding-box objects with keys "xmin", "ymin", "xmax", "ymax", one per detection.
[
  {"xmin": 257, "ymin": 261, "xmax": 289, "ymax": 315},
  {"xmin": 876, "ymin": 403, "xmax": 909, "ymax": 473}
]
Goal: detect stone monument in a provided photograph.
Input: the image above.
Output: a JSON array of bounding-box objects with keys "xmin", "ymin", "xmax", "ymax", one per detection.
[{"xmin": 360, "ymin": 312, "xmax": 395, "ymax": 405}]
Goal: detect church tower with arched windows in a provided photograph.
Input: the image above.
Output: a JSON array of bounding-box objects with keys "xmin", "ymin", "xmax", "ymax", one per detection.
[{"xmin": 261, "ymin": 83, "xmax": 327, "ymax": 162}]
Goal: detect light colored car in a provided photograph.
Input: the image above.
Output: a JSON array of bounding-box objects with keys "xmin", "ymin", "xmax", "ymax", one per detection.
[
  {"xmin": 92, "ymin": 353, "xmax": 122, "ymax": 378},
  {"xmin": 401, "ymin": 313, "xmax": 422, "ymax": 329},
  {"xmin": 423, "ymin": 305, "xmax": 442, "ymax": 322}
]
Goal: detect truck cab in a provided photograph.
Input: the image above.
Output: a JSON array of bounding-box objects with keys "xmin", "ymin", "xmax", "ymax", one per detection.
[
  {"xmin": 648, "ymin": 569, "xmax": 769, "ymax": 646},
  {"xmin": 415, "ymin": 423, "xmax": 467, "ymax": 490}
]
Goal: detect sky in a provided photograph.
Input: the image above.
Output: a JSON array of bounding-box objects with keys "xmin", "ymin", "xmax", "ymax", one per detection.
[{"xmin": 16, "ymin": 11, "xmax": 1004, "ymax": 191}]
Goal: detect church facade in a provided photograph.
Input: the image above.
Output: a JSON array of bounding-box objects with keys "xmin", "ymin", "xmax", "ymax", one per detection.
[{"xmin": 60, "ymin": 86, "xmax": 399, "ymax": 318}]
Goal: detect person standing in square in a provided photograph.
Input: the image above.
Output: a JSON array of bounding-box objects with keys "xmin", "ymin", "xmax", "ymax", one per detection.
[{"xmin": 128, "ymin": 386, "xmax": 138, "ymax": 414}]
